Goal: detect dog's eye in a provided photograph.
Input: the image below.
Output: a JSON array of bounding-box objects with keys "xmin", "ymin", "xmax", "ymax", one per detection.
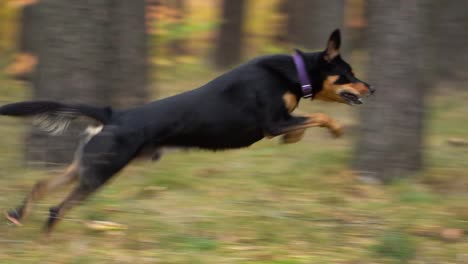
[{"xmin": 334, "ymin": 75, "xmax": 350, "ymax": 84}]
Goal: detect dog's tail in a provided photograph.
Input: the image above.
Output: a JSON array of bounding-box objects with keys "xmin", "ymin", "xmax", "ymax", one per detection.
[{"xmin": 0, "ymin": 101, "xmax": 113, "ymax": 135}]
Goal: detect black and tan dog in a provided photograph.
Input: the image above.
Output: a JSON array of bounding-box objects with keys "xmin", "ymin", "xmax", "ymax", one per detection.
[{"xmin": 2, "ymin": 29, "xmax": 373, "ymax": 233}]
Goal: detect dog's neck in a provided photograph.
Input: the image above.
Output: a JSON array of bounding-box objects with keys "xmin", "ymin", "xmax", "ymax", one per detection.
[{"xmin": 260, "ymin": 52, "xmax": 324, "ymax": 101}]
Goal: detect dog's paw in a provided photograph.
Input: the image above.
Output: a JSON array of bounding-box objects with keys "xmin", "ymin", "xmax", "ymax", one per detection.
[
  {"xmin": 5, "ymin": 210, "xmax": 23, "ymax": 226},
  {"xmin": 329, "ymin": 123, "xmax": 343, "ymax": 138}
]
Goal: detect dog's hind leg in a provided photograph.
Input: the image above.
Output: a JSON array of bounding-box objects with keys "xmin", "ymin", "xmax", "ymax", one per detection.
[
  {"xmin": 43, "ymin": 163, "xmax": 135, "ymax": 234},
  {"xmin": 5, "ymin": 161, "xmax": 79, "ymax": 226},
  {"xmin": 44, "ymin": 177, "xmax": 100, "ymax": 234},
  {"xmin": 5, "ymin": 126, "xmax": 103, "ymax": 226},
  {"xmin": 43, "ymin": 130, "xmax": 142, "ymax": 234}
]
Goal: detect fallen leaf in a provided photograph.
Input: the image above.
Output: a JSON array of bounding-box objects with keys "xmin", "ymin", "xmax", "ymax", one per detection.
[
  {"xmin": 85, "ymin": 221, "xmax": 127, "ymax": 231},
  {"xmin": 447, "ymin": 138, "xmax": 468, "ymax": 147},
  {"xmin": 440, "ymin": 228, "xmax": 464, "ymax": 242}
]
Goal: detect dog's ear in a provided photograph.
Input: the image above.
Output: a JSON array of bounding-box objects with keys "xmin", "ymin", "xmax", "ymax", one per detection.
[{"xmin": 324, "ymin": 29, "xmax": 341, "ymax": 61}]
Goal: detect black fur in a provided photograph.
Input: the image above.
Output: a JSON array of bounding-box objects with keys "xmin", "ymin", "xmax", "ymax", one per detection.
[{"xmin": 0, "ymin": 101, "xmax": 112, "ymax": 124}]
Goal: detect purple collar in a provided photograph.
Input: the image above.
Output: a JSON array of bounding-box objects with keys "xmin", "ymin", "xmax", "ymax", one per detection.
[{"xmin": 292, "ymin": 51, "xmax": 314, "ymax": 98}]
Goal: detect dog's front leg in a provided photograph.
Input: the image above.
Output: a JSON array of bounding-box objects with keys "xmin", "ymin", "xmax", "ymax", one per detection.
[
  {"xmin": 281, "ymin": 128, "xmax": 306, "ymax": 144},
  {"xmin": 279, "ymin": 113, "xmax": 343, "ymax": 143}
]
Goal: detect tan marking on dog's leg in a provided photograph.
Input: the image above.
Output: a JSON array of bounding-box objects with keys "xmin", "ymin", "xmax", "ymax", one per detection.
[
  {"xmin": 44, "ymin": 169, "xmax": 110, "ymax": 234},
  {"xmin": 44, "ymin": 184, "xmax": 91, "ymax": 235},
  {"xmin": 282, "ymin": 91, "xmax": 298, "ymax": 113},
  {"xmin": 44, "ymin": 186, "xmax": 91, "ymax": 236},
  {"xmin": 6, "ymin": 162, "xmax": 79, "ymax": 225},
  {"xmin": 283, "ymin": 113, "xmax": 343, "ymax": 138},
  {"xmin": 23, "ymin": 162, "xmax": 79, "ymax": 217}
]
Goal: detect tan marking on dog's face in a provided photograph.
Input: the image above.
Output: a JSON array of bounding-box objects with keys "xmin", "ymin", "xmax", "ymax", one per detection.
[
  {"xmin": 349, "ymin": 81, "xmax": 371, "ymax": 95},
  {"xmin": 314, "ymin": 76, "xmax": 346, "ymax": 103},
  {"xmin": 314, "ymin": 75, "xmax": 371, "ymax": 104},
  {"xmin": 282, "ymin": 91, "xmax": 298, "ymax": 113}
]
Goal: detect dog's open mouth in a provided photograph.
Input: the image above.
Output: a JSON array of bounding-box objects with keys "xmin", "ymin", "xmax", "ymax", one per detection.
[{"xmin": 339, "ymin": 91, "xmax": 362, "ymax": 105}]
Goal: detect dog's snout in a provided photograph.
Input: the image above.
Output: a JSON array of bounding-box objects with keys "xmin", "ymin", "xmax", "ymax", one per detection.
[{"xmin": 364, "ymin": 82, "xmax": 375, "ymax": 95}]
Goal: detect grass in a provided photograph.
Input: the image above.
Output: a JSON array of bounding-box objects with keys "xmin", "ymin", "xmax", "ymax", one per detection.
[
  {"xmin": 0, "ymin": 63, "xmax": 467, "ymax": 264},
  {"xmin": 371, "ymin": 230, "xmax": 416, "ymax": 263}
]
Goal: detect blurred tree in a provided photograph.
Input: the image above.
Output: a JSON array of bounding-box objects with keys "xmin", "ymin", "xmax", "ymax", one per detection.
[
  {"xmin": 343, "ymin": 0, "xmax": 367, "ymax": 53},
  {"xmin": 110, "ymin": 0, "xmax": 148, "ymax": 108},
  {"xmin": 18, "ymin": 2, "xmax": 40, "ymax": 56},
  {"xmin": 3, "ymin": 1, "xmax": 40, "ymax": 81},
  {"xmin": 14, "ymin": 4, "xmax": 40, "ymax": 81},
  {"xmin": 281, "ymin": 0, "xmax": 344, "ymax": 50},
  {"xmin": 435, "ymin": 1, "xmax": 468, "ymax": 86},
  {"xmin": 167, "ymin": 0, "xmax": 187, "ymax": 55},
  {"xmin": 419, "ymin": 0, "xmax": 438, "ymax": 89},
  {"xmin": 353, "ymin": 1, "xmax": 426, "ymax": 183},
  {"xmin": 214, "ymin": 0, "xmax": 246, "ymax": 68},
  {"xmin": 0, "ymin": 1, "xmax": 20, "ymax": 53},
  {"xmin": 25, "ymin": 0, "xmax": 148, "ymax": 165}
]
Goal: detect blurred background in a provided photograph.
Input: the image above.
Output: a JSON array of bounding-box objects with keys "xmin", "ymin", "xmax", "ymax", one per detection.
[{"xmin": 0, "ymin": 0, "xmax": 467, "ymax": 263}]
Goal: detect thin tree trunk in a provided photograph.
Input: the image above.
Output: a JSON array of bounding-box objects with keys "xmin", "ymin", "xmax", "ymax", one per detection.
[
  {"xmin": 435, "ymin": 0, "xmax": 468, "ymax": 86},
  {"xmin": 19, "ymin": 4, "xmax": 41, "ymax": 54},
  {"xmin": 343, "ymin": 0, "xmax": 367, "ymax": 53},
  {"xmin": 353, "ymin": 0, "xmax": 426, "ymax": 183},
  {"xmin": 6, "ymin": 2, "xmax": 41, "ymax": 82},
  {"xmin": 214, "ymin": 0, "xmax": 246, "ymax": 68},
  {"xmin": 168, "ymin": 0, "xmax": 187, "ymax": 55}
]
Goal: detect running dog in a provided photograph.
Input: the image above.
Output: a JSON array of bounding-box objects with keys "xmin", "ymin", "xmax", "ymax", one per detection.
[{"xmin": 3, "ymin": 29, "xmax": 373, "ymax": 234}]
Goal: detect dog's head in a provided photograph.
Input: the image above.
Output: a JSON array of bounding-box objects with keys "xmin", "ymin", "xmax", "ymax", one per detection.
[{"xmin": 306, "ymin": 29, "xmax": 374, "ymax": 105}]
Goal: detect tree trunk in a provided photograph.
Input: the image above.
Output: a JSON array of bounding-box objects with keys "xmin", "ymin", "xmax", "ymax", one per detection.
[
  {"xmin": 5, "ymin": 2, "xmax": 41, "ymax": 82},
  {"xmin": 343, "ymin": 0, "xmax": 367, "ymax": 53},
  {"xmin": 434, "ymin": 1, "xmax": 468, "ymax": 86},
  {"xmin": 167, "ymin": 0, "xmax": 187, "ymax": 55},
  {"xmin": 25, "ymin": 0, "xmax": 148, "ymax": 166},
  {"xmin": 353, "ymin": 0, "xmax": 426, "ymax": 183},
  {"xmin": 19, "ymin": 3, "xmax": 41, "ymax": 54},
  {"xmin": 109, "ymin": 0, "xmax": 149, "ymax": 108},
  {"xmin": 283, "ymin": 0, "xmax": 344, "ymax": 50},
  {"xmin": 213, "ymin": 0, "xmax": 246, "ymax": 68}
]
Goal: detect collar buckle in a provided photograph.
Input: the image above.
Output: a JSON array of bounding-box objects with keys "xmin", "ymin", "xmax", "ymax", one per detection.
[{"xmin": 302, "ymin": 84, "xmax": 313, "ymax": 98}]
